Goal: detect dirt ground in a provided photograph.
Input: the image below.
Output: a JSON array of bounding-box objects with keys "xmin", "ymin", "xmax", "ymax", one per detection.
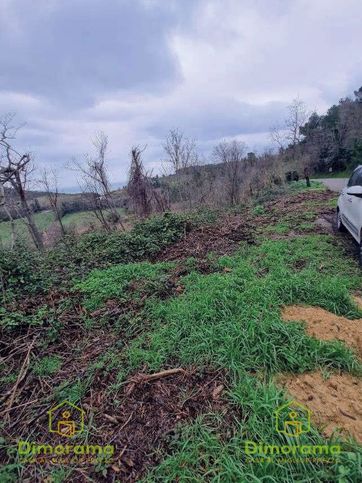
[
  {"xmin": 91, "ymin": 367, "xmax": 232, "ymax": 481},
  {"xmin": 277, "ymin": 371, "xmax": 362, "ymax": 443},
  {"xmin": 158, "ymin": 190, "xmax": 338, "ymax": 262},
  {"xmin": 2, "ymin": 188, "xmax": 360, "ymax": 480},
  {"xmin": 280, "ymin": 303, "xmax": 362, "ymax": 442},
  {"xmin": 282, "ymin": 305, "xmax": 362, "ymax": 358},
  {"xmin": 156, "ymin": 214, "xmax": 255, "ymax": 262}
]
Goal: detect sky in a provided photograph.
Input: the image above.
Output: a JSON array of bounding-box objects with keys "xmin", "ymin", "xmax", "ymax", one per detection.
[{"xmin": 0, "ymin": 0, "xmax": 361, "ymax": 190}]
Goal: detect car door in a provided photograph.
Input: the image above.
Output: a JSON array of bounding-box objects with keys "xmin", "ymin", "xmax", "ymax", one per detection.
[
  {"xmin": 340, "ymin": 168, "xmax": 362, "ymax": 239},
  {"xmin": 339, "ymin": 169, "xmax": 359, "ymax": 233},
  {"xmin": 347, "ymin": 169, "xmax": 362, "ymax": 242}
]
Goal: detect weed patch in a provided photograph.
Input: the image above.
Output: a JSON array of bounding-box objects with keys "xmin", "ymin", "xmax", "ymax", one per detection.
[
  {"xmin": 32, "ymin": 355, "xmax": 62, "ymax": 377},
  {"xmin": 76, "ymin": 261, "xmax": 174, "ymax": 311},
  {"xmin": 1, "ymin": 189, "xmax": 361, "ymax": 482},
  {"xmin": 126, "ymin": 235, "xmax": 361, "ymax": 376}
]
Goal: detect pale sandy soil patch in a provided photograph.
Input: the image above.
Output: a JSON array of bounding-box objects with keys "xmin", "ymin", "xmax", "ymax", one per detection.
[
  {"xmin": 281, "ymin": 305, "xmax": 362, "ymax": 357},
  {"xmin": 277, "ymin": 371, "xmax": 362, "ymax": 443}
]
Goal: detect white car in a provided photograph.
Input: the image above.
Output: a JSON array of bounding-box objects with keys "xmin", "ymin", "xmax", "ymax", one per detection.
[{"xmin": 337, "ymin": 165, "xmax": 362, "ymax": 265}]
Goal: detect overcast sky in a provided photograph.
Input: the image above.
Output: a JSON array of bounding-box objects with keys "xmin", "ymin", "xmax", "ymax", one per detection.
[{"xmin": 1, "ymin": 0, "xmax": 361, "ymax": 190}]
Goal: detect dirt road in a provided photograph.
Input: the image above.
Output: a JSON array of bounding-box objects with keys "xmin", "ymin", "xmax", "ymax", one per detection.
[{"xmin": 314, "ymin": 178, "xmax": 348, "ymax": 192}]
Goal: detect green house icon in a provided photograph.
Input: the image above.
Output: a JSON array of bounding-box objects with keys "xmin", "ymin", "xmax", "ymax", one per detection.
[
  {"xmin": 275, "ymin": 400, "xmax": 311, "ymax": 437},
  {"xmin": 48, "ymin": 400, "xmax": 85, "ymax": 438}
]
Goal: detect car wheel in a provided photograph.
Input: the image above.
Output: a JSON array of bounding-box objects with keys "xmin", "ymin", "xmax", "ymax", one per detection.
[{"xmin": 337, "ymin": 210, "xmax": 347, "ymax": 232}]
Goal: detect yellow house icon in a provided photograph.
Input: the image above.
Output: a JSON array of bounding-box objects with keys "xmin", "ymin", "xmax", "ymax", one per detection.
[
  {"xmin": 48, "ymin": 400, "xmax": 85, "ymax": 437},
  {"xmin": 275, "ymin": 400, "xmax": 311, "ymax": 437}
]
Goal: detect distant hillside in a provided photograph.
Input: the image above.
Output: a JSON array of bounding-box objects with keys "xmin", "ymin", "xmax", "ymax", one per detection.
[{"xmin": 0, "ymin": 187, "xmax": 128, "ymax": 222}]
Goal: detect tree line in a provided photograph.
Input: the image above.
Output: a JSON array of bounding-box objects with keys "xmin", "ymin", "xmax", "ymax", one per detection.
[
  {"xmin": 0, "ymin": 118, "xmax": 280, "ymax": 252},
  {"xmin": 1, "ymin": 85, "xmax": 361, "ymax": 251},
  {"xmin": 271, "ymin": 86, "xmax": 362, "ymax": 174}
]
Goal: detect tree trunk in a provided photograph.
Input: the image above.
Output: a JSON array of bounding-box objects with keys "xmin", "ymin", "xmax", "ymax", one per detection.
[
  {"xmin": 54, "ymin": 206, "xmax": 66, "ymax": 236},
  {"xmin": 0, "ymin": 183, "xmax": 16, "ymax": 249},
  {"xmin": 11, "ymin": 174, "xmax": 44, "ymax": 251},
  {"xmin": 3, "ymin": 205, "xmax": 16, "ymax": 249}
]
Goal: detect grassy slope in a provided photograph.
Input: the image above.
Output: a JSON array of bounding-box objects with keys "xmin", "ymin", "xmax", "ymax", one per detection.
[
  {"xmin": 62, "ymin": 207, "xmax": 125, "ymax": 229},
  {"xmin": 138, "ymin": 237, "xmax": 361, "ymax": 481},
  {"xmin": 0, "ymin": 211, "xmax": 54, "ymax": 246},
  {"xmin": 1, "ymin": 184, "xmax": 362, "ymax": 482},
  {"xmin": 74, "ymin": 187, "xmax": 361, "ymax": 482},
  {"xmin": 0, "ymin": 208, "xmax": 125, "ymax": 246}
]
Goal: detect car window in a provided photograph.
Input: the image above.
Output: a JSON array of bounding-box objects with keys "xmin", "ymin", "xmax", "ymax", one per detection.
[
  {"xmin": 348, "ymin": 168, "xmax": 362, "ymax": 187},
  {"xmin": 355, "ymin": 171, "xmax": 362, "ymax": 186}
]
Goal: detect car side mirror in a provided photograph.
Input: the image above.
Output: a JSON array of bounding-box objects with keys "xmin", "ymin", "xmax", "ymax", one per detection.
[{"xmin": 347, "ymin": 186, "xmax": 362, "ymax": 197}]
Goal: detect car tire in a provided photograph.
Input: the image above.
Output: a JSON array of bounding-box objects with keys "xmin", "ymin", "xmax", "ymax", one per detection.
[{"xmin": 337, "ymin": 210, "xmax": 347, "ymax": 232}]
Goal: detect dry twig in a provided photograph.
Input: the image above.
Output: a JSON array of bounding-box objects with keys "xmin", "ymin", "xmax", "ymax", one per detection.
[
  {"xmin": 1, "ymin": 337, "xmax": 37, "ymax": 415},
  {"xmin": 125, "ymin": 368, "xmax": 186, "ymax": 395}
]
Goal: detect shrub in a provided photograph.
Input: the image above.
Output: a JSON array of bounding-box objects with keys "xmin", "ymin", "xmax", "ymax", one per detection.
[
  {"xmin": 0, "ymin": 242, "xmax": 50, "ymax": 298},
  {"xmin": 0, "ymin": 213, "xmax": 189, "ymax": 302},
  {"xmin": 53, "ymin": 212, "xmax": 188, "ymax": 272}
]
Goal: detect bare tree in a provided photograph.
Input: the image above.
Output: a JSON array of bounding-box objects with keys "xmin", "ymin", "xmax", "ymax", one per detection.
[
  {"xmin": 127, "ymin": 146, "xmax": 150, "ymax": 217},
  {"xmin": 127, "ymin": 146, "xmax": 168, "ymax": 217},
  {"xmin": 0, "ymin": 114, "xmax": 44, "ymax": 251},
  {"xmin": 213, "ymin": 140, "xmax": 247, "ymax": 205},
  {"xmin": 162, "ymin": 129, "xmax": 200, "ymax": 207},
  {"xmin": 271, "ymin": 97, "xmax": 308, "ymax": 154},
  {"xmin": 71, "ymin": 131, "xmax": 124, "ymax": 231},
  {"xmin": 163, "ymin": 128, "xmax": 198, "ymax": 173},
  {"xmin": 270, "ymin": 125, "xmax": 286, "ymax": 151},
  {"xmin": 285, "ymin": 98, "xmax": 308, "ymax": 150},
  {"xmin": 39, "ymin": 169, "xmax": 66, "ymax": 236}
]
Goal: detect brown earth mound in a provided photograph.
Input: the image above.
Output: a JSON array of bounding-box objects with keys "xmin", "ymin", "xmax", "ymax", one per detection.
[
  {"xmin": 281, "ymin": 305, "xmax": 362, "ymax": 357},
  {"xmin": 156, "ymin": 215, "xmax": 255, "ymax": 262},
  {"xmin": 277, "ymin": 371, "xmax": 362, "ymax": 442},
  {"xmin": 157, "ymin": 190, "xmax": 337, "ymax": 262},
  {"xmin": 263, "ymin": 189, "xmax": 334, "ymax": 218}
]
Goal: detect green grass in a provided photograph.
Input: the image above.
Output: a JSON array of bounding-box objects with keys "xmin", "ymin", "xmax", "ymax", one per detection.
[
  {"xmin": 0, "ymin": 211, "xmax": 54, "ymax": 246},
  {"xmin": 122, "ymin": 234, "xmax": 360, "ymax": 481},
  {"xmin": 76, "ymin": 260, "xmax": 174, "ymax": 311},
  {"xmin": 62, "ymin": 207, "xmax": 125, "ymax": 229},
  {"xmin": 32, "ymin": 355, "xmax": 62, "ymax": 377},
  {"xmin": 312, "ymin": 171, "xmax": 351, "ymax": 179},
  {"xmin": 288, "ymin": 180, "xmax": 325, "ymax": 191},
  {"xmin": 77, "ymin": 233, "xmax": 362, "ymax": 481},
  {"xmin": 61, "ymin": 210, "xmax": 96, "ymax": 227},
  {"xmin": 2, "ymin": 190, "xmax": 362, "ymax": 481},
  {"xmin": 0, "ymin": 208, "xmax": 126, "ymax": 247},
  {"xmin": 264, "ymin": 221, "xmax": 291, "ymax": 234},
  {"xmin": 122, "ymin": 236, "xmax": 361, "ymax": 376}
]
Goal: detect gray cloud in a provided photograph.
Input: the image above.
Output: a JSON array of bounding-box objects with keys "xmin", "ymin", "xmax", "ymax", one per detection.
[
  {"xmin": 0, "ymin": 0, "xmax": 361, "ymax": 189},
  {"xmin": 147, "ymin": 98, "xmax": 287, "ymax": 140},
  {"xmin": 0, "ymin": 0, "xmax": 184, "ymax": 105}
]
